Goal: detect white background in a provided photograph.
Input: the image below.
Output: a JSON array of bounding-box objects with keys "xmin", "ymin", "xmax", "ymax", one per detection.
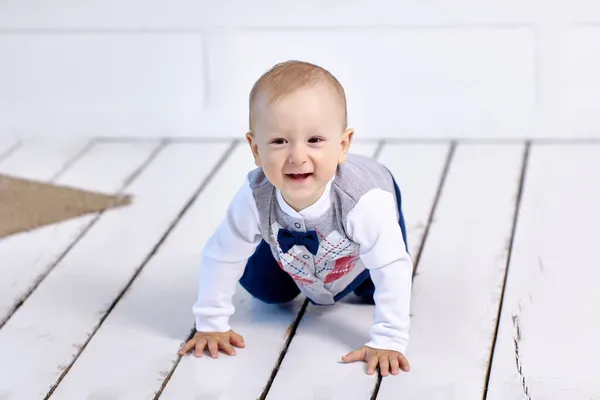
[{"xmin": 1, "ymin": 0, "xmax": 599, "ymax": 140}]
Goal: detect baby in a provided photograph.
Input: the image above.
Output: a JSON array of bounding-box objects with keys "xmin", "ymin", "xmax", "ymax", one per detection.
[{"xmin": 179, "ymin": 60, "xmax": 413, "ymax": 377}]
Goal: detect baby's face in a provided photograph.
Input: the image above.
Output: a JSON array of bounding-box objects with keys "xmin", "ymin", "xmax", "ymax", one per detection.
[{"xmin": 247, "ymin": 83, "xmax": 352, "ymax": 211}]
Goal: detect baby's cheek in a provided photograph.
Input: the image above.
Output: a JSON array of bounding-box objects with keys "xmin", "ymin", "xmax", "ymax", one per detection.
[
  {"xmin": 263, "ymin": 155, "xmax": 283, "ymax": 169},
  {"xmin": 262, "ymin": 166, "xmax": 283, "ymax": 185}
]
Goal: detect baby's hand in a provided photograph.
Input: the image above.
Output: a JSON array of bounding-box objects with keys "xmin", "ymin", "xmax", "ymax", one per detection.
[
  {"xmin": 178, "ymin": 330, "xmax": 245, "ymax": 358},
  {"xmin": 342, "ymin": 346, "xmax": 410, "ymax": 376}
]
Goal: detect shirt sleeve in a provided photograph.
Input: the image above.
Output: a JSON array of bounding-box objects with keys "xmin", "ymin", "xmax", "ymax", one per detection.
[
  {"xmin": 345, "ymin": 188, "xmax": 413, "ymax": 354},
  {"xmin": 192, "ymin": 176, "xmax": 263, "ymax": 332}
]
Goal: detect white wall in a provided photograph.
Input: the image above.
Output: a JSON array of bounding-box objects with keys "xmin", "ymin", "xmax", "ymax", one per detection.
[{"xmin": 0, "ymin": 0, "xmax": 599, "ymax": 140}]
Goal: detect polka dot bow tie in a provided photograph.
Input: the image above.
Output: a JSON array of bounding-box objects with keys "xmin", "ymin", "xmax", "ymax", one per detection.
[{"xmin": 277, "ymin": 228, "xmax": 320, "ymax": 256}]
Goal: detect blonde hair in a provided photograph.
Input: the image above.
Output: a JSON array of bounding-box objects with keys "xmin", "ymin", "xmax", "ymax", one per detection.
[{"xmin": 248, "ymin": 60, "xmax": 347, "ymax": 131}]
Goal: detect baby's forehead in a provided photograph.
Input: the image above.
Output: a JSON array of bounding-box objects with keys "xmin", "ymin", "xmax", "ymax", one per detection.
[
  {"xmin": 256, "ymin": 83, "xmax": 345, "ymax": 118},
  {"xmin": 260, "ymin": 81, "xmax": 341, "ymax": 104}
]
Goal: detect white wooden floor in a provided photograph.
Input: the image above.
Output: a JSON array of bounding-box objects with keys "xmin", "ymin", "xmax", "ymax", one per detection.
[{"xmin": 0, "ymin": 137, "xmax": 599, "ymax": 400}]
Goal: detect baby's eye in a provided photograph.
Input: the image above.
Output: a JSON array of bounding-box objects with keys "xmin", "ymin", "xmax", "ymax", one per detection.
[
  {"xmin": 271, "ymin": 138, "xmax": 287, "ymax": 145},
  {"xmin": 308, "ymin": 137, "xmax": 324, "ymax": 143}
]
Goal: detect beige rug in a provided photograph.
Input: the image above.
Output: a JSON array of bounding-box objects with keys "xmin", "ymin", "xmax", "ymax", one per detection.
[{"xmin": 0, "ymin": 174, "xmax": 131, "ymax": 239}]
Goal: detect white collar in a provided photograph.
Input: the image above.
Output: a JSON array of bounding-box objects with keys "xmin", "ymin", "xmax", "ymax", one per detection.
[{"xmin": 276, "ymin": 174, "xmax": 335, "ymax": 220}]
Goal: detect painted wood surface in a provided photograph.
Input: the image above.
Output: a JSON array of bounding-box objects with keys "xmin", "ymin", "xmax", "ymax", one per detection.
[
  {"xmin": 378, "ymin": 142, "xmax": 451, "ymax": 260},
  {"xmin": 0, "ymin": 139, "xmax": 94, "ymax": 325},
  {"xmin": 377, "ymin": 144, "xmax": 525, "ymax": 400},
  {"xmin": 265, "ymin": 143, "xmax": 450, "ymax": 400},
  {"xmin": 1, "ymin": 139, "xmax": 598, "ymax": 399},
  {"xmin": 0, "ymin": 140, "xmax": 157, "ymax": 328},
  {"xmin": 0, "ymin": 139, "xmax": 20, "ymax": 162},
  {"xmin": 50, "ymin": 141, "xmax": 257, "ymax": 400},
  {"xmin": 0, "ymin": 138, "xmax": 90, "ymax": 181},
  {"xmin": 486, "ymin": 144, "xmax": 600, "ymax": 400},
  {"xmin": 0, "ymin": 142, "xmax": 228, "ymax": 399},
  {"xmin": 158, "ymin": 143, "xmax": 379, "ymax": 400}
]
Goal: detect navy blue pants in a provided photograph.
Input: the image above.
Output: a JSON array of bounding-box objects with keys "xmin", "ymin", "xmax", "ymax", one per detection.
[{"xmin": 239, "ymin": 175, "xmax": 408, "ymax": 304}]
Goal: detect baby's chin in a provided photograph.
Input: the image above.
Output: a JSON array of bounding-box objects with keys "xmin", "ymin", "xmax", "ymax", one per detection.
[{"xmin": 281, "ymin": 183, "xmax": 327, "ymax": 203}]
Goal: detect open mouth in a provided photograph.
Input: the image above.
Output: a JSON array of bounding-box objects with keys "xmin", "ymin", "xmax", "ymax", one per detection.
[{"xmin": 286, "ymin": 173, "xmax": 312, "ymax": 181}]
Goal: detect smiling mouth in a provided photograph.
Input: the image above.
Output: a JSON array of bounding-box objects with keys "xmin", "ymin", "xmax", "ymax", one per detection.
[{"xmin": 286, "ymin": 173, "xmax": 313, "ymax": 181}]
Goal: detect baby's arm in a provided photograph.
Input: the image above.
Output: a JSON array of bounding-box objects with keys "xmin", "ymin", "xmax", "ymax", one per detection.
[
  {"xmin": 182, "ymin": 177, "xmax": 262, "ymax": 357},
  {"xmin": 344, "ymin": 187, "xmax": 413, "ymax": 374}
]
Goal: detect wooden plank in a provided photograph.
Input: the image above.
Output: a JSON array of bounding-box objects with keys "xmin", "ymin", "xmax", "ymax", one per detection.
[
  {"xmin": 487, "ymin": 144, "xmax": 600, "ymax": 400},
  {"xmin": 0, "ymin": 140, "xmax": 158, "ymax": 327},
  {"xmin": 265, "ymin": 143, "xmax": 450, "ymax": 400},
  {"xmin": 374, "ymin": 143, "xmax": 524, "ymax": 399},
  {"xmin": 0, "ymin": 138, "xmax": 91, "ymax": 181},
  {"xmin": 0, "ymin": 141, "xmax": 231, "ymax": 399}
]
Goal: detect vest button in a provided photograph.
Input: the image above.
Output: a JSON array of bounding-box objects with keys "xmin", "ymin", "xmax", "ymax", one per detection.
[{"xmin": 295, "ymin": 222, "xmax": 301, "ymax": 228}]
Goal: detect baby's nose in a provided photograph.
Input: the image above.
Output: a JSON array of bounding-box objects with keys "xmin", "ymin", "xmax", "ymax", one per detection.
[{"xmin": 288, "ymin": 146, "xmax": 308, "ymax": 164}]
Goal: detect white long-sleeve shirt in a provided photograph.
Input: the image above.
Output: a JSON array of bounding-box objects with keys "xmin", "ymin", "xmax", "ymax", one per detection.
[{"xmin": 193, "ymin": 154, "xmax": 413, "ymax": 354}]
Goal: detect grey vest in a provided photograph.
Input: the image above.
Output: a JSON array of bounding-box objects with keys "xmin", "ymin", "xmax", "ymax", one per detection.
[{"xmin": 248, "ymin": 153, "xmax": 398, "ymax": 305}]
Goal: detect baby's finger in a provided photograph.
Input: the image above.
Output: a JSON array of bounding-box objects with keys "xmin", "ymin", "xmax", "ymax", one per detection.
[
  {"xmin": 194, "ymin": 338, "xmax": 207, "ymax": 357},
  {"xmin": 178, "ymin": 340, "xmax": 195, "ymax": 356},
  {"xmin": 366, "ymin": 355, "xmax": 378, "ymax": 375},
  {"xmin": 398, "ymin": 354, "xmax": 410, "ymax": 372},
  {"xmin": 208, "ymin": 338, "xmax": 220, "ymax": 358},
  {"xmin": 341, "ymin": 348, "xmax": 365, "ymax": 363},
  {"xmin": 219, "ymin": 339, "xmax": 236, "ymax": 356},
  {"xmin": 389, "ymin": 356, "xmax": 400, "ymax": 375},
  {"xmin": 230, "ymin": 332, "xmax": 246, "ymax": 348},
  {"xmin": 379, "ymin": 355, "xmax": 390, "ymax": 377}
]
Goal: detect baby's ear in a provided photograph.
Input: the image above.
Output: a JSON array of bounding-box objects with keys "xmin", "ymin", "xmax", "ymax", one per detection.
[
  {"xmin": 338, "ymin": 128, "xmax": 354, "ymax": 164},
  {"xmin": 245, "ymin": 132, "xmax": 262, "ymax": 167}
]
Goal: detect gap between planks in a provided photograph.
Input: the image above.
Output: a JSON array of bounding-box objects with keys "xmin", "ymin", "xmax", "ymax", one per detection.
[
  {"xmin": 147, "ymin": 139, "xmax": 241, "ymax": 397},
  {"xmin": 369, "ymin": 141, "xmax": 456, "ymax": 400},
  {"xmin": 47, "ymin": 139, "xmax": 97, "ymax": 182},
  {"xmin": 484, "ymin": 144, "xmax": 600, "ymax": 399},
  {"xmin": 0, "ymin": 140, "xmax": 22, "ymax": 162},
  {"xmin": 482, "ymin": 141, "xmax": 531, "ymax": 400},
  {"xmin": 410, "ymin": 142, "xmax": 455, "ymax": 277}
]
